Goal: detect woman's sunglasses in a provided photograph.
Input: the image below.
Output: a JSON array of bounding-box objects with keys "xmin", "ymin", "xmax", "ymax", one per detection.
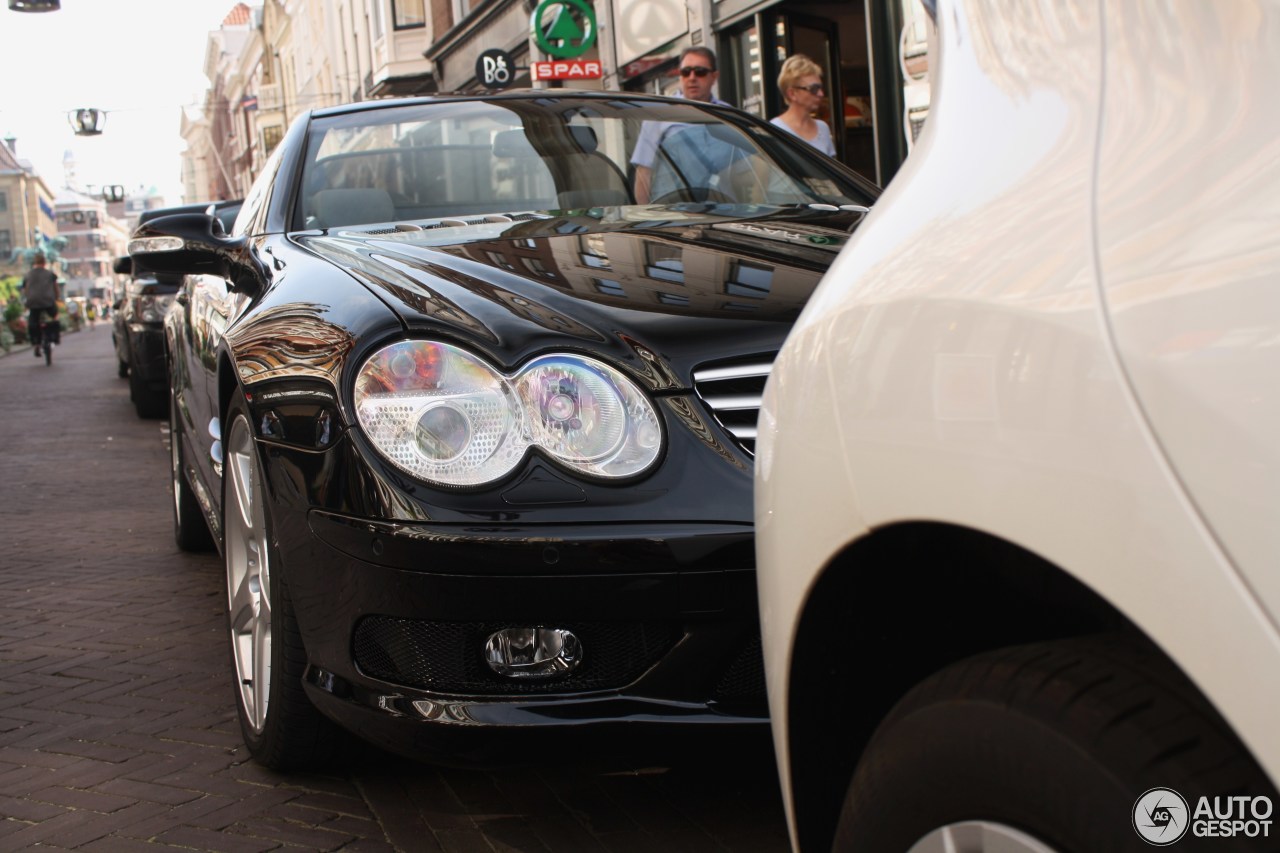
[
  {"xmin": 680, "ymin": 66, "xmax": 714, "ymax": 78},
  {"xmin": 793, "ymin": 83, "xmax": 825, "ymax": 95}
]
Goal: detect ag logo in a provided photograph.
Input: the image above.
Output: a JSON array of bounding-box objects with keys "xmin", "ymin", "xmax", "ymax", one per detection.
[
  {"xmin": 530, "ymin": 0, "xmax": 596, "ymax": 59},
  {"xmin": 1134, "ymin": 788, "xmax": 1190, "ymax": 846}
]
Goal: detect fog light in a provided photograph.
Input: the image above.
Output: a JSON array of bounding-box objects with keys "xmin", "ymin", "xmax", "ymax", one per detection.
[{"xmin": 484, "ymin": 627, "xmax": 581, "ymax": 679}]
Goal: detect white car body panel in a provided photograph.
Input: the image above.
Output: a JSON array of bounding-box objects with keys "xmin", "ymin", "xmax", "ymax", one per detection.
[{"xmin": 755, "ymin": 0, "xmax": 1280, "ymax": 844}]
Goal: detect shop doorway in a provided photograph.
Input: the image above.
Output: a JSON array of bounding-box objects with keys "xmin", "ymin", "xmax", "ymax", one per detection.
[{"xmin": 718, "ymin": 0, "xmax": 880, "ymax": 184}]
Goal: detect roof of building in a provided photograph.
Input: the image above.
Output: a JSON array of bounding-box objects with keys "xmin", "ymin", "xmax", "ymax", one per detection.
[{"xmin": 223, "ymin": 2, "xmax": 250, "ymax": 26}]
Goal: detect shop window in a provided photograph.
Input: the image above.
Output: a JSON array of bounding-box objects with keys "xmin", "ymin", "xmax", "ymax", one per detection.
[
  {"xmin": 393, "ymin": 0, "xmax": 425, "ymax": 29},
  {"xmin": 721, "ymin": 21, "xmax": 765, "ymax": 118}
]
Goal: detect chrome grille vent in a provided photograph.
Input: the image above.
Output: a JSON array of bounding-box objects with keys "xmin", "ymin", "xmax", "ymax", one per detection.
[{"xmin": 692, "ymin": 356, "xmax": 773, "ymax": 456}]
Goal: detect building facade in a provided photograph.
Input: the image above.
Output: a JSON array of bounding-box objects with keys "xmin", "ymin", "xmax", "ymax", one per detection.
[
  {"xmin": 55, "ymin": 190, "xmax": 125, "ymax": 301},
  {"xmin": 0, "ymin": 137, "xmax": 59, "ymax": 279}
]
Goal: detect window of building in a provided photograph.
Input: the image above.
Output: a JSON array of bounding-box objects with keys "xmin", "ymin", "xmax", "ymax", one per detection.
[
  {"xmin": 593, "ymin": 278, "xmax": 625, "ymax": 297},
  {"xmin": 486, "ymin": 250, "xmax": 516, "ymax": 271},
  {"xmin": 0, "ymin": 191, "xmax": 7, "ymax": 212},
  {"xmin": 726, "ymin": 260, "xmax": 773, "ymax": 299},
  {"xmin": 262, "ymin": 125, "xmax": 284, "ymax": 157},
  {"xmin": 645, "ymin": 243, "xmax": 684, "ymax": 283},
  {"xmin": 657, "ymin": 291, "xmax": 689, "ymax": 306},
  {"xmin": 579, "ymin": 234, "xmax": 611, "ymax": 270},
  {"xmin": 0, "ymin": 230, "xmax": 11, "ymax": 257},
  {"xmin": 393, "ymin": 0, "xmax": 426, "ymax": 29},
  {"xmin": 525, "ymin": 257, "xmax": 558, "ymax": 280},
  {"xmin": 450, "ymin": 0, "xmax": 472, "ymax": 25}
]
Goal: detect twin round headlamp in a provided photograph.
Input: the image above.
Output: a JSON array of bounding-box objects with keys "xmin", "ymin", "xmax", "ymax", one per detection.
[{"xmin": 354, "ymin": 341, "xmax": 663, "ymax": 486}]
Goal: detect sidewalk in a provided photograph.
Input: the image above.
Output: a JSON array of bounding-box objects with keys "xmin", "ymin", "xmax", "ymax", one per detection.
[{"xmin": 0, "ymin": 330, "xmax": 789, "ymax": 852}]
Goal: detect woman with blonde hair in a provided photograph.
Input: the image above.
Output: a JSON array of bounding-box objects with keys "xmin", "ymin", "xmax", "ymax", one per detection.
[{"xmin": 771, "ymin": 54, "xmax": 836, "ymax": 156}]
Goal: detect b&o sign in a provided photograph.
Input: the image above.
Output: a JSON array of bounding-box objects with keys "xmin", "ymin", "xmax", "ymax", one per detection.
[{"xmin": 476, "ymin": 48, "xmax": 516, "ymax": 89}]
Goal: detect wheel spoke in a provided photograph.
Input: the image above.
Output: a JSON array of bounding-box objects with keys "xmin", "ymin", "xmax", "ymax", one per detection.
[
  {"xmin": 230, "ymin": 449, "xmax": 255, "ymax": 532},
  {"xmin": 224, "ymin": 414, "xmax": 272, "ymax": 735},
  {"xmin": 253, "ymin": 597, "xmax": 272, "ymax": 725}
]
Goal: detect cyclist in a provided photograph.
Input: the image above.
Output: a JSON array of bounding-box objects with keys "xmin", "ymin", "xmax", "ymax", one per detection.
[{"xmin": 22, "ymin": 252, "xmax": 60, "ymax": 358}]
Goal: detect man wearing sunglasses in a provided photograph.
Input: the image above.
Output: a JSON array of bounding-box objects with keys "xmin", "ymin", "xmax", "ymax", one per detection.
[{"xmin": 632, "ymin": 47, "xmax": 732, "ymax": 204}]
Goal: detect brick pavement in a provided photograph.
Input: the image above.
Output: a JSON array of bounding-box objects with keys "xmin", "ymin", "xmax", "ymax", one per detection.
[{"xmin": 0, "ymin": 330, "xmax": 790, "ymax": 852}]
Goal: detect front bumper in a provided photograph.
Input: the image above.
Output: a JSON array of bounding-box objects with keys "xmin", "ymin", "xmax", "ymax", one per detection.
[
  {"xmin": 287, "ymin": 511, "xmax": 766, "ymax": 759},
  {"xmin": 127, "ymin": 323, "xmax": 168, "ymax": 386}
]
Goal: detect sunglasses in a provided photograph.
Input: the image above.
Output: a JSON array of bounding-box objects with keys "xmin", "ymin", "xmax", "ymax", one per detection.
[
  {"xmin": 793, "ymin": 83, "xmax": 825, "ymax": 95},
  {"xmin": 680, "ymin": 66, "xmax": 714, "ymax": 78}
]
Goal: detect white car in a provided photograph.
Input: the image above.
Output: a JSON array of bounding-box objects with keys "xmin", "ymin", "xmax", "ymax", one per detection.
[{"xmin": 755, "ymin": 1, "xmax": 1280, "ymax": 851}]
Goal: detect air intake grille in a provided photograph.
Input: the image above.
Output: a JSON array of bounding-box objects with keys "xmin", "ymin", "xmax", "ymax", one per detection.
[
  {"xmin": 353, "ymin": 618, "xmax": 682, "ymax": 695},
  {"xmin": 692, "ymin": 356, "xmax": 774, "ymax": 456},
  {"xmin": 713, "ymin": 633, "xmax": 766, "ymax": 701}
]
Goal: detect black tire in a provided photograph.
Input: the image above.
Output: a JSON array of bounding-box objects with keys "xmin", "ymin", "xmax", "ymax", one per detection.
[
  {"xmin": 221, "ymin": 392, "xmax": 344, "ymax": 770},
  {"xmin": 834, "ymin": 636, "xmax": 1279, "ymax": 853},
  {"xmin": 170, "ymin": 395, "xmax": 214, "ymax": 552},
  {"xmin": 129, "ymin": 361, "xmax": 167, "ymax": 419}
]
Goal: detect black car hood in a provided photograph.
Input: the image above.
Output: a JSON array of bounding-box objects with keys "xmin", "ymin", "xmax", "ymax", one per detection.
[{"xmin": 296, "ymin": 206, "xmax": 862, "ymax": 388}]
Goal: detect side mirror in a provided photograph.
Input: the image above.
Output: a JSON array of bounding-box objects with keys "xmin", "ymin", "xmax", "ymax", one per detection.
[
  {"xmin": 112, "ymin": 255, "xmax": 132, "ymax": 275},
  {"xmin": 129, "ymin": 212, "xmax": 265, "ymax": 295}
]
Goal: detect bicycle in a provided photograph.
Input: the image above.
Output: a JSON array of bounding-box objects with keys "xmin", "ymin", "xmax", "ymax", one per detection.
[{"xmin": 31, "ymin": 309, "xmax": 60, "ymax": 366}]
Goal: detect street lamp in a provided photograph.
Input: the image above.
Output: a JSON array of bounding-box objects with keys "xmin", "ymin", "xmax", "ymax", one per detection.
[
  {"xmin": 102, "ymin": 185, "xmax": 125, "ymax": 203},
  {"xmin": 9, "ymin": 0, "xmax": 60, "ymax": 10},
  {"xmin": 69, "ymin": 108, "xmax": 106, "ymax": 136}
]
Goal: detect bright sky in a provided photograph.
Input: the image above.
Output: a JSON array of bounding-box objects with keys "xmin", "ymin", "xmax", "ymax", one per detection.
[{"xmin": 2, "ymin": 0, "xmax": 246, "ymax": 206}]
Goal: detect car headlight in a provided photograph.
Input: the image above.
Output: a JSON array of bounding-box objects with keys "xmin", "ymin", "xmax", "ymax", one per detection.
[
  {"xmin": 135, "ymin": 293, "xmax": 175, "ymax": 323},
  {"xmin": 354, "ymin": 341, "xmax": 663, "ymax": 487}
]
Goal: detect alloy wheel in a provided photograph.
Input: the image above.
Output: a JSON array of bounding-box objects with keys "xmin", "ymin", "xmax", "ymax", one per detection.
[
  {"xmin": 224, "ymin": 415, "xmax": 272, "ymax": 733},
  {"xmin": 908, "ymin": 822, "xmax": 1058, "ymax": 853},
  {"xmin": 169, "ymin": 403, "xmax": 183, "ymax": 522}
]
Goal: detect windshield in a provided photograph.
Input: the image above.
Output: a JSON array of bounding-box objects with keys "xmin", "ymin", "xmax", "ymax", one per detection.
[{"xmin": 296, "ymin": 96, "xmax": 872, "ymax": 230}]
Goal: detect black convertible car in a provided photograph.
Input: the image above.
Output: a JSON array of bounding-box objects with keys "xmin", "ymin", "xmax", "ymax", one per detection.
[
  {"xmin": 113, "ymin": 200, "xmax": 242, "ymax": 418},
  {"xmin": 130, "ymin": 91, "xmax": 876, "ymax": 768}
]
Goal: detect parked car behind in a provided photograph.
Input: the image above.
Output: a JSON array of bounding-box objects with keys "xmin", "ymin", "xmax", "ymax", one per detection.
[
  {"xmin": 756, "ymin": 1, "xmax": 1280, "ymax": 851},
  {"xmin": 114, "ymin": 200, "xmax": 242, "ymax": 418},
  {"xmin": 128, "ymin": 90, "xmax": 879, "ymax": 768}
]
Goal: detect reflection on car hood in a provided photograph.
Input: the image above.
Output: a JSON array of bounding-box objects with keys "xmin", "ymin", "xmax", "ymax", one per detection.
[{"xmin": 297, "ymin": 207, "xmax": 861, "ymax": 384}]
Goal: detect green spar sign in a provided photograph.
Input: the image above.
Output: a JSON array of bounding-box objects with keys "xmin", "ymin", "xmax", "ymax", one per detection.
[{"xmin": 531, "ymin": 0, "xmax": 597, "ymax": 59}]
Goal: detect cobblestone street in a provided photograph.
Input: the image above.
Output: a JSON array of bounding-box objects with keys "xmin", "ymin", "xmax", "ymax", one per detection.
[{"xmin": 0, "ymin": 329, "xmax": 789, "ymax": 852}]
